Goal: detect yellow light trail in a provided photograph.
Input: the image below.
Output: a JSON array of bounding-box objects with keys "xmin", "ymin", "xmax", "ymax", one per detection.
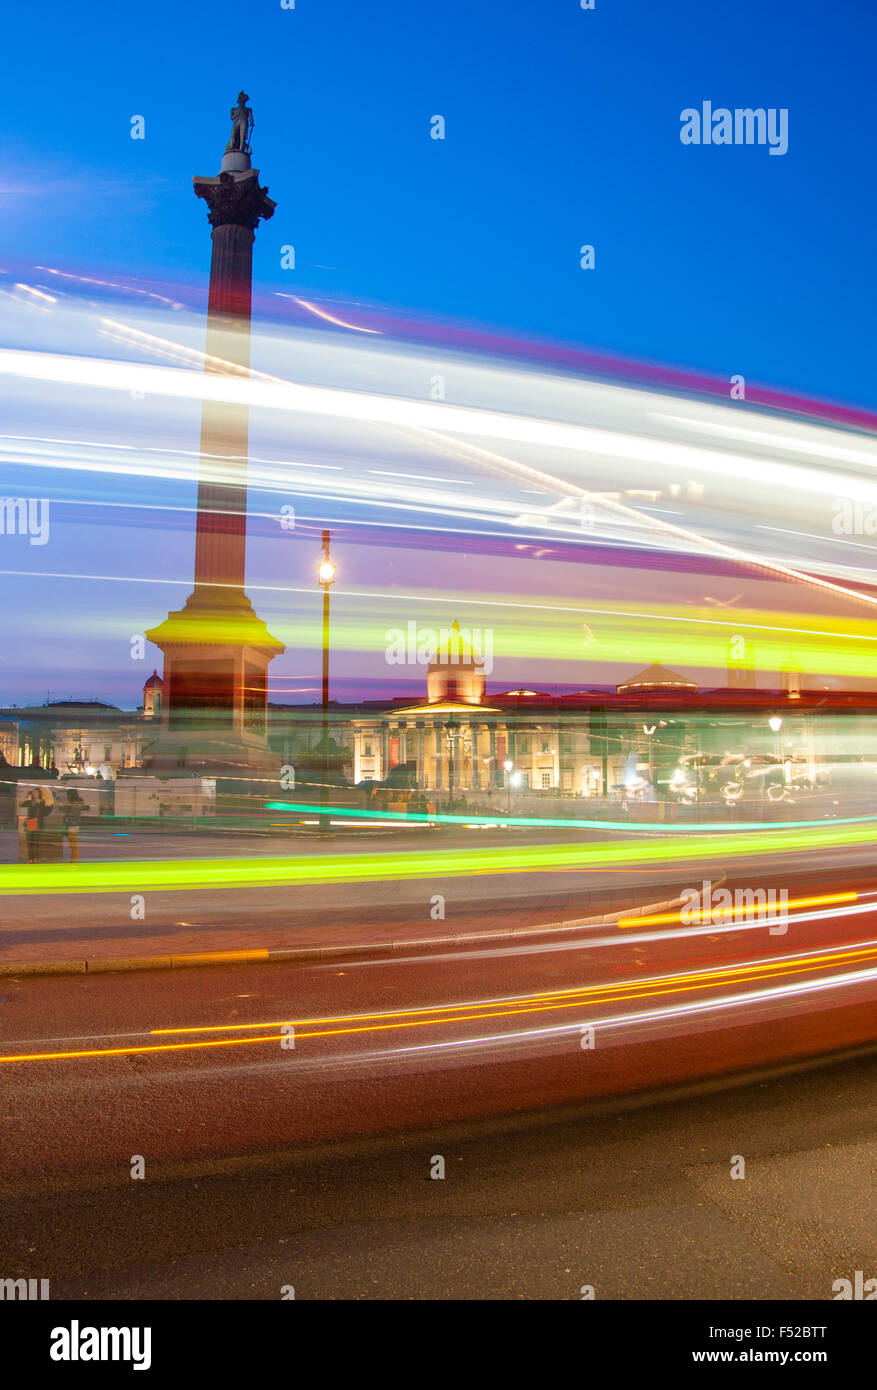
[
  {"xmin": 2, "ymin": 941, "xmax": 876, "ymax": 1065},
  {"xmin": 618, "ymin": 890, "xmax": 859, "ymax": 928},
  {"xmin": 149, "ymin": 938, "xmax": 877, "ymax": 1036}
]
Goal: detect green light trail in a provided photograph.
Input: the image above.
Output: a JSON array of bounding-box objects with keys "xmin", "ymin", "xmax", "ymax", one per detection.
[
  {"xmin": 265, "ymin": 800, "xmax": 876, "ymax": 833},
  {"xmin": 1, "ymin": 820, "xmax": 875, "ymax": 896}
]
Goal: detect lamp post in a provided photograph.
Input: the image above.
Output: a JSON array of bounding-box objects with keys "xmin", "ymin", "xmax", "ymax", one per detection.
[
  {"xmin": 504, "ymin": 758, "xmax": 514, "ymax": 816},
  {"xmin": 643, "ymin": 722, "xmax": 656, "ymax": 789},
  {"xmin": 318, "ymin": 531, "xmax": 336, "ymax": 833},
  {"xmin": 768, "ymin": 715, "xmax": 784, "ymax": 799},
  {"xmin": 446, "ymin": 719, "xmax": 459, "ymax": 806}
]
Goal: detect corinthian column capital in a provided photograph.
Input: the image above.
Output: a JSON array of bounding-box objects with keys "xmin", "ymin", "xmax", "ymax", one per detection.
[{"xmin": 193, "ymin": 168, "xmax": 276, "ymax": 232}]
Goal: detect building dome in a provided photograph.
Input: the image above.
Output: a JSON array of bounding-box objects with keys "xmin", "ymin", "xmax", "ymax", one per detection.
[
  {"xmin": 143, "ymin": 669, "xmax": 164, "ymax": 719},
  {"xmin": 426, "ymin": 620, "xmax": 486, "ymax": 705}
]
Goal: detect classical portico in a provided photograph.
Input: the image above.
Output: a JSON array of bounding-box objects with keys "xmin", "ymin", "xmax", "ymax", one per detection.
[
  {"xmin": 353, "ymin": 621, "xmax": 507, "ymax": 791},
  {"xmin": 352, "ymin": 625, "xmax": 611, "ymax": 795}
]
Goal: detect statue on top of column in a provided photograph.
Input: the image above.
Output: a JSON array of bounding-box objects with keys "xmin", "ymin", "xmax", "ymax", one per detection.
[{"xmin": 227, "ymin": 92, "xmax": 255, "ymax": 155}]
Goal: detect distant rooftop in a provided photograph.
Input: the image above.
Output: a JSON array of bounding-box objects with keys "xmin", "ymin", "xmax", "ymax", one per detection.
[{"xmin": 616, "ymin": 662, "xmax": 698, "ymax": 695}]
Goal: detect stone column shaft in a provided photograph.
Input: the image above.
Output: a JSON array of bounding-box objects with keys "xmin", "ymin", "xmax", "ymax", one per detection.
[{"xmin": 189, "ymin": 167, "xmax": 275, "ymax": 606}]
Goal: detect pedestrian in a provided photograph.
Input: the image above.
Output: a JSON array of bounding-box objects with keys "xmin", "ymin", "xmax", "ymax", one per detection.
[
  {"xmin": 20, "ymin": 787, "xmax": 52, "ymax": 862},
  {"xmin": 63, "ymin": 788, "xmax": 87, "ymax": 864}
]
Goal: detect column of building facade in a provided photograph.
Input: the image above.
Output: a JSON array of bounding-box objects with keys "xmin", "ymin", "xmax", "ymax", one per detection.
[
  {"xmin": 353, "ymin": 725, "xmax": 362, "ymax": 783},
  {"xmin": 415, "ymin": 721, "xmax": 425, "ymax": 785},
  {"xmin": 466, "ymin": 722, "xmax": 478, "ymax": 789},
  {"xmin": 381, "ymin": 725, "xmax": 390, "ymax": 780},
  {"xmin": 474, "ymin": 723, "xmax": 486, "ymax": 788},
  {"xmin": 386, "ymin": 721, "xmax": 396, "ymax": 773}
]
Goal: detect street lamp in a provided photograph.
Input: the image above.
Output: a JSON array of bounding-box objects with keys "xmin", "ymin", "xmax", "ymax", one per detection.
[
  {"xmin": 318, "ymin": 530, "xmax": 336, "ymax": 833},
  {"xmin": 446, "ymin": 720, "xmax": 459, "ymax": 802},
  {"xmin": 642, "ymin": 722, "xmax": 657, "ymax": 787},
  {"xmin": 768, "ymin": 716, "xmax": 784, "ymax": 797},
  {"xmin": 503, "ymin": 758, "xmax": 514, "ymax": 815}
]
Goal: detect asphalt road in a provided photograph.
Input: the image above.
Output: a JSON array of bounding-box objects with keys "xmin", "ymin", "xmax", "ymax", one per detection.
[
  {"xmin": 1, "ymin": 1046, "xmax": 874, "ymax": 1300},
  {"xmin": 0, "ymin": 854, "xmax": 875, "ymax": 1299},
  {"xmin": 2, "ymin": 823, "xmax": 877, "ymax": 967}
]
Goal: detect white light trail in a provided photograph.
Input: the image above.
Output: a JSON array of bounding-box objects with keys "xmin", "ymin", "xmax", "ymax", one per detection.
[{"xmin": 4, "ymin": 337, "xmax": 877, "ymax": 616}]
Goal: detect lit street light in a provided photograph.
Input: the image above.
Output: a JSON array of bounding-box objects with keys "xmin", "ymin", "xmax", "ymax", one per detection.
[
  {"xmin": 503, "ymin": 758, "xmax": 514, "ymax": 816},
  {"xmin": 318, "ymin": 530, "xmax": 336, "ymax": 834},
  {"xmin": 446, "ymin": 719, "xmax": 460, "ymax": 801},
  {"xmin": 768, "ymin": 716, "xmax": 784, "ymax": 798}
]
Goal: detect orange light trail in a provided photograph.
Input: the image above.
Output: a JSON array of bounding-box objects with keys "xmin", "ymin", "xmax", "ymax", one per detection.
[
  {"xmin": 618, "ymin": 890, "xmax": 859, "ymax": 928},
  {"xmin": 2, "ymin": 941, "xmax": 877, "ymax": 1065}
]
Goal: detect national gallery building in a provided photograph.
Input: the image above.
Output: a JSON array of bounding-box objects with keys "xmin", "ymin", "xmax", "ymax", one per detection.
[{"xmin": 1, "ymin": 625, "xmax": 873, "ymax": 804}]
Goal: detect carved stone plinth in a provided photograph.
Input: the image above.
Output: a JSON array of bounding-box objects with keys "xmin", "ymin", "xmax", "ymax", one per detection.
[{"xmin": 144, "ymin": 592, "xmax": 283, "ymax": 776}]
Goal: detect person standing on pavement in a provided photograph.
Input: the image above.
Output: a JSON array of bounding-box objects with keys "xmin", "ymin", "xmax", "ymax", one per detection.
[
  {"xmin": 20, "ymin": 787, "xmax": 51, "ymax": 862},
  {"xmin": 63, "ymin": 788, "xmax": 87, "ymax": 864}
]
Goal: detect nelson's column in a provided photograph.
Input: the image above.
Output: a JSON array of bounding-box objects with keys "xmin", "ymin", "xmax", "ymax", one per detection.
[{"xmin": 146, "ymin": 93, "xmax": 284, "ymax": 776}]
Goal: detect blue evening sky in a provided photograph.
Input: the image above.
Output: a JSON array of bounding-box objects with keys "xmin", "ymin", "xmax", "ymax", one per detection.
[
  {"xmin": 5, "ymin": 0, "xmax": 876, "ymax": 409},
  {"xmin": 3, "ymin": 0, "xmax": 877, "ymax": 709}
]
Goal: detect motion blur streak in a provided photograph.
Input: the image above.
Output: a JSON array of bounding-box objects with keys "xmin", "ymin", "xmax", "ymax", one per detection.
[
  {"xmin": 4, "ymin": 939, "xmax": 876, "ymax": 1066},
  {"xmin": 5, "ymin": 310, "xmax": 877, "ymax": 625},
  {"xmin": 391, "ymin": 966, "xmax": 877, "ymax": 1061},
  {"xmin": 263, "ymin": 801, "xmax": 874, "ymax": 832},
  {"xmin": 374, "ymin": 900, "xmax": 877, "ymax": 968},
  {"xmin": 619, "ymin": 890, "xmax": 858, "ymax": 927},
  {"xmin": 277, "ymin": 295, "xmax": 382, "ymax": 333},
  {"xmin": 3, "ymin": 822, "xmax": 877, "ymax": 896}
]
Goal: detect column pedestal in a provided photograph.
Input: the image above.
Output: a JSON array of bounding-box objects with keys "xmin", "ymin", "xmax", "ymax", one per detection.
[{"xmin": 144, "ymin": 592, "xmax": 283, "ymax": 776}]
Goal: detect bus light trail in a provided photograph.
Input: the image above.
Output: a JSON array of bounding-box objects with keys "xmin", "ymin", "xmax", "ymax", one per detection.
[
  {"xmin": 3, "ymin": 822, "xmax": 877, "ymax": 897},
  {"xmin": 2, "ymin": 940, "xmax": 877, "ymax": 1066},
  {"xmin": 617, "ymin": 890, "xmax": 859, "ymax": 928}
]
